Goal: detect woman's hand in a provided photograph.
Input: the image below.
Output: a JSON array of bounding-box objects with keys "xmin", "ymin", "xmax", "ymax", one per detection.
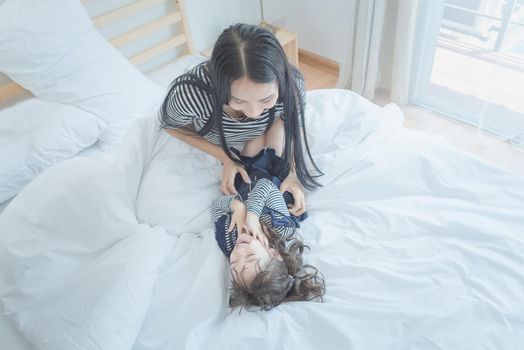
[
  {"xmin": 229, "ymin": 199, "xmax": 246, "ymax": 233},
  {"xmin": 280, "ymin": 172, "xmax": 306, "ymax": 216},
  {"xmin": 221, "ymin": 158, "xmax": 251, "ymax": 195},
  {"xmin": 245, "ymin": 212, "xmax": 269, "ymax": 248}
]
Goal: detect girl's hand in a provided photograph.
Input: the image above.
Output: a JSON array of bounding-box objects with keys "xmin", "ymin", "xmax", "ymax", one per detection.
[
  {"xmin": 280, "ymin": 172, "xmax": 306, "ymax": 216},
  {"xmin": 221, "ymin": 159, "xmax": 251, "ymax": 195},
  {"xmin": 245, "ymin": 212, "xmax": 269, "ymax": 248},
  {"xmin": 229, "ymin": 199, "xmax": 246, "ymax": 233}
]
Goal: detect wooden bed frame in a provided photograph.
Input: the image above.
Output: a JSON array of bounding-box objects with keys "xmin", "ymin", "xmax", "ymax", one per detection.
[{"xmin": 0, "ymin": 0, "xmax": 195, "ymax": 105}]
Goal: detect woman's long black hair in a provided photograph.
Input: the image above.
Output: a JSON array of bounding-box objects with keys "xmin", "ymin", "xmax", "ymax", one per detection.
[{"xmin": 160, "ymin": 23, "xmax": 323, "ymax": 189}]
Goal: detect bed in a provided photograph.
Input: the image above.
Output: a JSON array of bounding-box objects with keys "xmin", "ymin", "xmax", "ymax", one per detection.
[{"xmin": 1, "ymin": 1, "xmax": 524, "ymax": 350}]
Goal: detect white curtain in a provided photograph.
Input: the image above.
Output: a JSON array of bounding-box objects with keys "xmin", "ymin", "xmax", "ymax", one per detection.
[{"xmin": 337, "ymin": 0, "xmax": 419, "ymax": 104}]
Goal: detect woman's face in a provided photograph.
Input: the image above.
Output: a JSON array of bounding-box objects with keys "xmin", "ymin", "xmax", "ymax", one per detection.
[
  {"xmin": 230, "ymin": 233, "xmax": 280, "ymax": 286},
  {"xmin": 228, "ymin": 77, "xmax": 279, "ymax": 119}
]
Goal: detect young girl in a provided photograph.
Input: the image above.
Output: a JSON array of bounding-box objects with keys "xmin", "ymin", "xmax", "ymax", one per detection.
[
  {"xmin": 159, "ymin": 23, "xmax": 322, "ymax": 216},
  {"xmin": 211, "ymin": 175, "xmax": 326, "ymax": 311}
]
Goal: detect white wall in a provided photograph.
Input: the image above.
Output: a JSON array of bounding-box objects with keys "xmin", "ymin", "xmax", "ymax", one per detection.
[
  {"xmin": 185, "ymin": 0, "xmax": 260, "ymax": 53},
  {"xmin": 262, "ymin": 0, "xmax": 354, "ymax": 64},
  {"xmin": 262, "ymin": 0, "xmax": 400, "ymax": 91}
]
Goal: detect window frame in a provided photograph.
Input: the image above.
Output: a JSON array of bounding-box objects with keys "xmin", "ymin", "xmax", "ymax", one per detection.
[{"xmin": 410, "ymin": 0, "xmax": 524, "ymax": 144}]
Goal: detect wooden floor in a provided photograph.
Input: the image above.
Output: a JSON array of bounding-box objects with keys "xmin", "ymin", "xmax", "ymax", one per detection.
[
  {"xmin": 298, "ymin": 56, "xmax": 524, "ymax": 176},
  {"xmin": 298, "ymin": 51, "xmax": 339, "ymax": 90}
]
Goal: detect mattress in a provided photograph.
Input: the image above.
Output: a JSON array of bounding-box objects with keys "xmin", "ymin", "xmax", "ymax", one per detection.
[{"xmin": 1, "ymin": 59, "xmax": 523, "ymax": 350}]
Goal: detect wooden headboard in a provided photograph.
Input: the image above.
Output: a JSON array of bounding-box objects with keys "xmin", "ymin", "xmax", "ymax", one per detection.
[{"xmin": 0, "ymin": 0, "xmax": 194, "ymax": 105}]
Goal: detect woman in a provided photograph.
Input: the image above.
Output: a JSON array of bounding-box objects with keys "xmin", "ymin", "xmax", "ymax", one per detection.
[{"xmin": 159, "ymin": 23, "xmax": 322, "ymax": 216}]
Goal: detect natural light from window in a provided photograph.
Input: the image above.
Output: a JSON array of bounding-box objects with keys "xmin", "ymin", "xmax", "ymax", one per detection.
[{"xmin": 416, "ymin": 0, "xmax": 524, "ymax": 145}]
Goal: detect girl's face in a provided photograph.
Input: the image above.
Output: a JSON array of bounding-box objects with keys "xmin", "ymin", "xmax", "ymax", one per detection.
[
  {"xmin": 230, "ymin": 233, "xmax": 280, "ymax": 286},
  {"xmin": 228, "ymin": 77, "xmax": 279, "ymax": 119}
]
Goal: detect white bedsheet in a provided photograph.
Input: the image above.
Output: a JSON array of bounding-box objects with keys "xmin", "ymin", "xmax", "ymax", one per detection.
[{"xmin": 1, "ymin": 89, "xmax": 523, "ymax": 350}]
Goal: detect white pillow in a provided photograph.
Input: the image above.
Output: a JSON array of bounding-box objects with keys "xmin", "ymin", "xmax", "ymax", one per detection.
[
  {"xmin": 0, "ymin": 98, "xmax": 103, "ymax": 203},
  {"xmin": 0, "ymin": 0, "xmax": 165, "ymax": 150}
]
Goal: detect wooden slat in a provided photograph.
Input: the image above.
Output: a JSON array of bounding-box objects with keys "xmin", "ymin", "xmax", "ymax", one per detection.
[
  {"xmin": 174, "ymin": 0, "xmax": 194, "ymax": 53},
  {"xmin": 0, "ymin": 82, "xmax": 27, "ymax": 104},
  {"xmin": 110, "ymin": 11, "xmax": 181, "ymax": 48},
  {"xmin": 92, "ymin": 0, "xmax": 166, "ymax": 28},
  {"xmin": 130, "ymin": 33, "xmax": 186, "ymax": 65}
]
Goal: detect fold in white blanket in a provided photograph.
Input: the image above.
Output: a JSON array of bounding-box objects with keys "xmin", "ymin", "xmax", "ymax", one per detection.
[{"xmin": 1, "ymin": 90, "xmax": 523, "ymax": 350}]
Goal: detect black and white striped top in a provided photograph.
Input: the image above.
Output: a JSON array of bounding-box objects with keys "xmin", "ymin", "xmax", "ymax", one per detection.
[
  {"xmin": 212, "ymin": 178, "xmax": 297, "ymax": 257},
  {"xmin": 161, "ymin": 63, "xmax": 306, "ymax": 145}
]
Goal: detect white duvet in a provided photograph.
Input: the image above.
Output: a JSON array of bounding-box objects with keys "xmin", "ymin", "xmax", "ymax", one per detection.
[{"xmin": 1, "ymin": 89, "xmax": 523, "ymax": 350}]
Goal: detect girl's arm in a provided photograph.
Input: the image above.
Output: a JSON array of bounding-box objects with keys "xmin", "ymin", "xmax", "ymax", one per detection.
[
  {"xmin": 166, "ymin": 128, "xmax": 250, "ymax": 195},
  {"xmin": 212, "ymin": 195, "xmax": 246, "ymax": 255},
  {"xmin": 211, "ymin": 194, "xmax": 239, "ymax": 220},
  {"xmin": 245, "ymin": 178, "xmax": 296, "ymax": 240},
  {"xmin": 211, "ymin": 195, "xmax": 246, "ymax": 235}
]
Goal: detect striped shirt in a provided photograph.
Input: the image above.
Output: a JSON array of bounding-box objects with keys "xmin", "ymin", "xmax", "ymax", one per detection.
[
  {"xmin": 212, "ymin": 178, "xmax": 297, "ymax": 257},
  {"xmin": 161, "ymin": 63, "xmax": 306, "ymax": 145}
]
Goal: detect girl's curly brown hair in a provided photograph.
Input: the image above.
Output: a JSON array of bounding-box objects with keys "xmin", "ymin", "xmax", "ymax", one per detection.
[{"xmin": 228, "ymin": 225, "xmax": 326, "ymax": 311}]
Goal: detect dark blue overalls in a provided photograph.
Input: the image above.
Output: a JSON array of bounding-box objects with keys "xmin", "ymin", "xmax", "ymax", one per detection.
[{"xmin": 231, "ymin": 147, "xmax": 308, "ymax": 224}]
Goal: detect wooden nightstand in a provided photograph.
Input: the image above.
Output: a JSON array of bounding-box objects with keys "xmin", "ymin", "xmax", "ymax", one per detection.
[
  {"xmin": 201, "ymin": 26, "xmax": 299, "ymax": 67},
  {"xmin": 274, "ymin": 27, "xmax": 298, "ymax": 67}
]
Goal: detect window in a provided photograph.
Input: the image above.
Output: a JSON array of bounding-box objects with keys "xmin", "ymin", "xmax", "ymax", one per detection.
[{"xmin": 411, "ymin": 0, "xmax": 524, "ymax": 145}]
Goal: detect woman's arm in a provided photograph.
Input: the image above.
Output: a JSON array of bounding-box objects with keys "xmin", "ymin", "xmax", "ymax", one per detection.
[
  {"xmin": 161, "ymin": 77, "xmax": 251, "ymax": 194},
  {"xmin": 166, "ymin": 128, "xmax": 250, "ymax": 194}
]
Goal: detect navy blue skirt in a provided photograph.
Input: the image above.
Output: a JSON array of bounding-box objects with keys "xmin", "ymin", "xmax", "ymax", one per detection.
[{"xmin": 231, "ymin": 147, "xmax": 308, "ymax": 223}]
